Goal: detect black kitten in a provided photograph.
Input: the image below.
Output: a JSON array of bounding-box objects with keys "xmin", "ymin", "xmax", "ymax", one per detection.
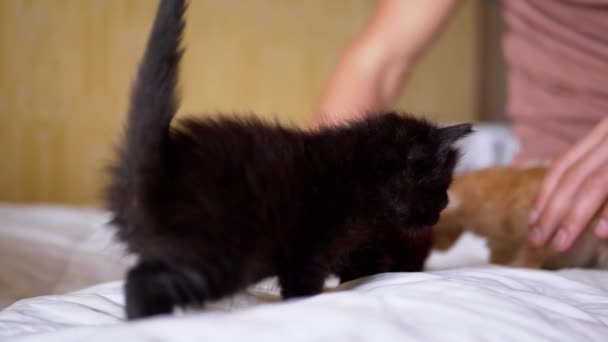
[{"xmin": 106, "ymin": 0, "xmax": 471, "ymax": 320}]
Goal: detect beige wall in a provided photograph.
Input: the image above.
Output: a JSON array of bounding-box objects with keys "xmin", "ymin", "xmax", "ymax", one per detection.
[{"xmin": 0, "ymin": 0, "xmax": 479, "ymax": 205}]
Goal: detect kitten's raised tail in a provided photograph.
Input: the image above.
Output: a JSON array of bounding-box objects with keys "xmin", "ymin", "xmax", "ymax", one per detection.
[{"xmin": 124, "ymin": 0, "xmax": 186, "ymax": 184}]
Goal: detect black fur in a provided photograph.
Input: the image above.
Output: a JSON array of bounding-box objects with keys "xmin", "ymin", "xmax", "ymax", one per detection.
[{"xmin": 106, "ymin": 0, "xmax": 471, "ymax": 320}]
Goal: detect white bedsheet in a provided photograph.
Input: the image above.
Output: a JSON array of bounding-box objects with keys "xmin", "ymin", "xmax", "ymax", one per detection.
[
  {"xmin": 2, "ymin": 266, "xmax": 608, "ymax": 341},
  {"xmin": 0, "ymin": 204, "xmax": 131, "ymax": 309},
  {"xmin": 1, "ymin": 211, "xmax": 607, "ymax": 341}
]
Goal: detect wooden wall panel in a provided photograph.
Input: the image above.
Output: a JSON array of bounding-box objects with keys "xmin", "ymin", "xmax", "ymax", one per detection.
[{"xmin": 0, "ymin": 0, "xmax": 479, "ymax": 205}]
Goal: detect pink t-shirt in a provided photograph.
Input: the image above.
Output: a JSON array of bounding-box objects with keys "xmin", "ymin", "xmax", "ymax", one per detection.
[{"xmin": 502, "ymin": 0, "xmax": 608, "ymax": 162}]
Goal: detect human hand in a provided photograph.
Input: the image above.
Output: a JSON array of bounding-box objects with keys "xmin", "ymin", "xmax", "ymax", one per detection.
[{"xmin": 528, "ymin": 117, "xmax": 608, "ymax": 251}]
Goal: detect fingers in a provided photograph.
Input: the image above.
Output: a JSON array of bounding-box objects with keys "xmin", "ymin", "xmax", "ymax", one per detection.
[
  {"xmin": 529, "ymin": 118, "xmax": 608, "ymax": 250},
  {"xmin": 550, "ymin": 166, "xmax": 608, "ymax": 251},
  {"xmin": 531, "ymin": 119, "xmax": 608, "ymax": 222},
  {"xmin": 595, "ymin": 208, "xmax": 608, "ymax": 239},
  {"xmin": 529, "ymin": 148, "xmax": 608, "ymax": 247},
  {"xmin": 530, "ymin": 152, "xmax": 608, "ymax": 248}
]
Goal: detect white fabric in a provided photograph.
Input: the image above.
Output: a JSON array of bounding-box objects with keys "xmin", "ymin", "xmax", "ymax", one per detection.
[
  {"xmin": 0, "ymin": 204, "xmax": 132, "ymax": 309},
  {"xmin": 2, "ymin": 205, "xmax": 608, "ymax": 341},
  {"xmin": 453, "ymin": 122, "xmax": 520, "ymax": 173},
  {"xmin": 2, "ymin": 264, "xmax": 608, "ymax": 341}
]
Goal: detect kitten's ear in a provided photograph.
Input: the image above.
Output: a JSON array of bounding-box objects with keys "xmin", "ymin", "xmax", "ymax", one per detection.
[{"xmin": 438, "ymin": 123, "xmax": 473, "ymax": 150}]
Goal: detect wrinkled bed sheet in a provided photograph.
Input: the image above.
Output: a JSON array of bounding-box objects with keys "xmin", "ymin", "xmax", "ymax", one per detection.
[
  {"xmin": 0, "ymin": 204, "xmax": 131, "ymax": 310},
  {"xmin": 2, "ymin": 266, "xmax": 608, "ymax": 341}
]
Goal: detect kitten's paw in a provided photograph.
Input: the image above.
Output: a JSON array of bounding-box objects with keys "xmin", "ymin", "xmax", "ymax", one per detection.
[
  {"xmin": 279, "ymin": 268, "xmax": 325, "ymax": 300},
  {"xmin": 281, "ymin": 286, "xmax": 324, "ymax": 300},
  {"xmin": 125, "ymin": 261, "xmax": 209, "ymax": 320}
]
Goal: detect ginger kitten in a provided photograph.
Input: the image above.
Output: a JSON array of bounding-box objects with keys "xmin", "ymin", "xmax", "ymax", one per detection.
[{"xmin": 432, "ymin": 166, "xmax": 608, "ymax": 269}]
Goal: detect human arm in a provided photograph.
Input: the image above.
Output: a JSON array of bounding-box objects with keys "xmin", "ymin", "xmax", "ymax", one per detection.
[{"xmin": 311, "ymin": 0, "xmax": 463, "ymax": 128}]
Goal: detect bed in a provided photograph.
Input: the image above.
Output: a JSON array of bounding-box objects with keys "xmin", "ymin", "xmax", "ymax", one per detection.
[{"xmin": 2, "ymin": 124, "xmax": 607, "ymax": 341}]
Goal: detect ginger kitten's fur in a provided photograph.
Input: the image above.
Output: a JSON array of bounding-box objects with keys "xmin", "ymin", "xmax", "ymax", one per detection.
[{"xmin": 433, "ymin": 166, "xmax": 608, "ymax": 269}]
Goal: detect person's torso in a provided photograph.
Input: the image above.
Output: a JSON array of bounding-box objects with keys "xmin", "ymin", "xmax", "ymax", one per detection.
[{"xmin": 502, "ymin": 0, "xmax": 608, "ymax": 161}]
